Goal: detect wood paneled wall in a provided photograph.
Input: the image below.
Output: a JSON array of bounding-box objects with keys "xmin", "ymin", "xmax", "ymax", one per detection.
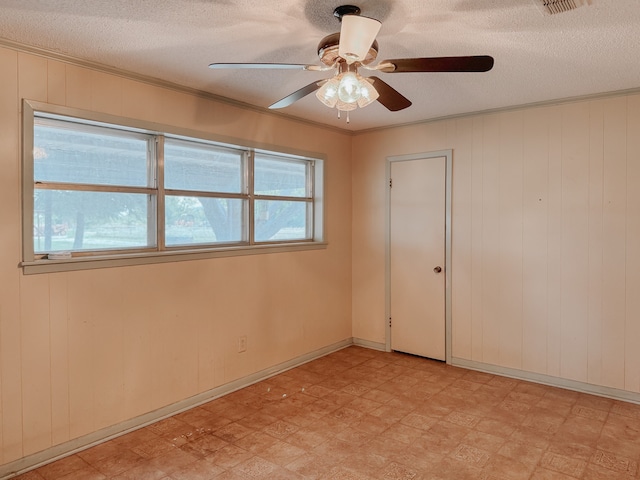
[
  {"xmin": 0, "ymin": 48, "xmax": 353, "ymax": 466},
  {"xmin": 352, "ymin": 93, "xmax": 640, "ymax": 394}
]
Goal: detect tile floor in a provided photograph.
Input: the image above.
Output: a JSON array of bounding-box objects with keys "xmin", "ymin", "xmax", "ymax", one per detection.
[{"xmin": 13, "ymin": 346, "xmax": 640, "ymax": 479}]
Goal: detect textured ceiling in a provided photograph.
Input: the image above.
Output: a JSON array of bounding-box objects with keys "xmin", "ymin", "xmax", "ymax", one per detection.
[{"xmin": 0, "ymin": 0, "xmax": 639, "ymax": 131}]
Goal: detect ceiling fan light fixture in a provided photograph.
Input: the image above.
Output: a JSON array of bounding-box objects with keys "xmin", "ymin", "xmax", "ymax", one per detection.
[
  {"xmin": 337, "ymin": 71, "xmax": 362, "ymax": 103},
  {"xmin": 338, "ymin": 14, "xmax": 382, "ymax": 64},
  {"xmin": 357, "ymin": 77, "xmax": 379, "ymax": 108},
  {"xmin": 316, "ymin": 77, "xmax": 340, "ymax": 107},
  {"xmin": 336, "ymin": 99, "xmax": 358, "ymax": 112}
]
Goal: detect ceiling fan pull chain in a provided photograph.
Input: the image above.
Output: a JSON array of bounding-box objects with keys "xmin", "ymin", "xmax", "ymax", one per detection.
[{"xmin": 346, "ymin": 111, "xmax": 350, "ymax": 124}]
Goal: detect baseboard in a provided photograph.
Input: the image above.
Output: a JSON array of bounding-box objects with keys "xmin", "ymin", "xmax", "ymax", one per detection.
[
  {"xmin": 0, "ymin": 338, "xmax": 353, "ymax": 480},
  {"xmin": 352, "ymin": 337, "xmax": 387, "ymax": 351},
  {"xmin": 451, "ymin": 357, "xmax": 640, "ymax": 405}
]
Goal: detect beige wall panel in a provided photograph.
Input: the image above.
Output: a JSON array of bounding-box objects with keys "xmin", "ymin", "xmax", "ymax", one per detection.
[
  {"xmin": 601, "ymin": 96, "xmax": 627, "ymax": 390},
  {"xmin": 88, "ymin": 269, "xmax": 126, "ymax": 431},
  {"xmin": 49, "ymin": 273, "xmax": 70, "ymax": 445},
  {"xmin": 47, "ymin": 60, "xmax": 66, "ymax": 105},
  {"xmin": 451, "ymin": 117, "xmax": 473, "ymax": 359},
  {"xmin": 19, "ymin": 274, "xmax": 52, "ymax": 455},
  {"xmin": 470, "ymin": 117, "xmax": 484, "ymax": 362},
  {"xmin": 351, "ymin": 131, "xmax": 389, "ymax": 344},
  {"xmin": 587, "ymin": 99, "xmax": 605, "ymax": 386},
  {"xmin": 546, "ymin": 106, "xmax": 563, "ymax": 377},
  {"xmin": 90, "ymin": 71, "xmax": 122, "ymax": 116},
  {"xmin": 559, "ymin": 102, "xmax": 590, "ymax": 382},
  {"xmin": 120, "ymin": 79, "xmax": 164, "ymax": 122},
  {"xmin": 497, "ymin": 111, "xmax": 524, "ymax": 369},
  {"xmin": 18, "ymin": 53, "xmax": 47, "ymax": 102},
  {"xmin": 522, "ymin": 107, "xmax": 551, "ymax": 374},
  {"xmin": 65, "ymin": 271, "xmax": 99, "ymax": 438},
  {"xmin": 0, "ymin": 46, "xmax": 23, "ymax": 464},
  {"xmin": 480, "ymin": 114, "xmax": 501, "ymax": 365},
  {"xmin": 65, "ymin": 65, "xmax": 92, "ymax": 110},
  {"xmin": 626, "ymin": 94, "xmax": 640, "ymax": 393},
  {"xmin": 146, "ymin": 263, "xmax": 201, "ymax": 410},
  {"xmin": 121, "ymin": 268, "xmax": 157, "ymax": 420}
]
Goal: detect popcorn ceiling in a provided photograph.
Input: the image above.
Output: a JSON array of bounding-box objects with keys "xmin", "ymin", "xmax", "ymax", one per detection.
[{"xmin": 0, "ymin": 0, "xmax": 638, "ymax": 131}]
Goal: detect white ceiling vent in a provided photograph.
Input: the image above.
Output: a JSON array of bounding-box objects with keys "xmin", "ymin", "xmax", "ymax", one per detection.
[{"xmin": 534, "ymin": 0, "xmax": 592, "ymax": 15}]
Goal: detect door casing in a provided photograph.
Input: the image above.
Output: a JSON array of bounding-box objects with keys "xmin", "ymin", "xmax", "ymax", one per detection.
[{"xmin": 385, "ymin": 149, "xmax": 453, "ymax": 364}]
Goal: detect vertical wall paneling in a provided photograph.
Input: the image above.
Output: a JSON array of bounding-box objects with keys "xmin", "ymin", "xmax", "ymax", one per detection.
[
  {"xmin": 47, "ymin": 60, "xmax": 66, "ymax": 105},
  {"xmin": 65, "ymin": 64, "xmax": 92, "ymax": 109},
  {"xmin": 66, "ymin": 272, "xmax": 97, "ymax": 439},
  {"xmin": 559, "ymin": 102, "xmax": 590, "ymax": 382},
  {"xmin": 18, "ymin": 53, "xmax": 47, "ymax": 102},
  {"xmin": 625, "ymin": 94, "xmax": 640, "ymax": 393},
  {"xmin": 451, "ymin": 118, "xmax": 473, "ymax": 359},
  {"xmin": 480, "ymin": 115, "xmax": 501, "ymax": 365},
  {"xmin": 90, "ymin": 70, "xmax": 122, "ymax": 116},
  {"xmin": 17, "ymin": 51, "xmax": 54, "ymax": 456},
  {"xmin": 546, "ymin": 106, "xmax": 563, "ymax": 377},
  {"xmin": 497, "ymin": 111, "xmax": 524, "ymax": 369},
  {"xmin": 0, "ymin": 47, "xmax": 23, "ymax": 464},
  {"xmin": 90, "ymin": 269, "xmax": 126, "ymax": 431},
  {"xmin": 587, "ymin": 99, "xmax": 605, "ymax": 386},
  {"xmin": 601, "ymin": 97, "xmax": 627, "ymax": 390},
  {"xmin": 19, "ymin": 274, "xmax": 53, "ymax": 455},
  {"xmin": 522, "ymin": 107, "xmax": 550, "ymax": 374},
  {"xmin": 49, "ymin": 273, "xmax": 70, "ymax": 445},
  {"xmin": 121, "ymin": 269, "xmax": 155, "ymax": 420},
  {"xmin": 470, "ymin": 118, "xmax": 484, "ymax": 362}
]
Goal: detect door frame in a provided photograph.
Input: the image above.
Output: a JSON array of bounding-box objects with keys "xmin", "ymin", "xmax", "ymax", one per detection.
[{"xmin": 385, "ymin": 149, "xmax": 453, "ymax": 364}]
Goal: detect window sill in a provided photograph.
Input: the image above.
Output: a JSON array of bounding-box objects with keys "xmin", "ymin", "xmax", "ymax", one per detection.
[{"xmin": 21, "ymin": 242, "xmax": 328, "ymax": 274}]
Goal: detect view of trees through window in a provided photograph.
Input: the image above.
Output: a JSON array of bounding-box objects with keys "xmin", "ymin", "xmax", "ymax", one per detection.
[{"xmin": 31, "ymin": 116, "xmax": 316, "ymax": 255}]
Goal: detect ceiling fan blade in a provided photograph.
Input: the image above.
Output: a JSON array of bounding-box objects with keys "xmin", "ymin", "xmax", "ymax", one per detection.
[
  {"xmin": 209, "ymin": 63, "xmax": 312, "ymax": 70},
  {"xmin": 368, "ymin": 76, "xmax": 412, "ymax": 111},
  {"xmin": 380, "ymin": 55, "xmax": 494, "ymax": 73},
  {"xmin": 269, "ymin": 81, "xmax": 323, "ymax": 109},
  {"xmin": 338, "ymin": 15, "xmax": 381, "ymax": 64}
]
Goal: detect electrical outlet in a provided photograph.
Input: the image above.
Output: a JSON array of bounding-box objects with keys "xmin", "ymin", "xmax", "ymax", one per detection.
[{"xmin": 238, "ymin": 335, "xmax": 247, "ymax": 353}]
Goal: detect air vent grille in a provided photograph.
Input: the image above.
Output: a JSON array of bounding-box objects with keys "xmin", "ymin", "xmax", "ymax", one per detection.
[{"xmin": 535, "ymin": 0, "xmax": 590, "ymax": 14}]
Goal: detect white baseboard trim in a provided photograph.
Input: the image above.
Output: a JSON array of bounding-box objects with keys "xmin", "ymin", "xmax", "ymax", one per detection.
[
  {"xmin": 1, "ymin": 338, "xmax": 353, "ymax": 480},
  {"xmin": 352, "ymin": 337, "xmax": 387, "ymax": 351},
  {"xmin": 451, "ymin": 357, "xmax": 640, "ymax": 405}
]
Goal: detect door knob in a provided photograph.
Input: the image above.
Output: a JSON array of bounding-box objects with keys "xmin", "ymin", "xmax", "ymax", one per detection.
[{"xmin": 433, "ymin": 266, "xmax": 442, "ymax": 273}]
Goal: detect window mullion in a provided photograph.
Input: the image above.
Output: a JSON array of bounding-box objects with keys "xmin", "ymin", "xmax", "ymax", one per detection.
[
  {"xmin": 155, "ymin": 135, "xmax": 165, "ymax": 251},
  {"xmin": 247, "ymin": 150, "xmax": 255, "ymax": 245}
]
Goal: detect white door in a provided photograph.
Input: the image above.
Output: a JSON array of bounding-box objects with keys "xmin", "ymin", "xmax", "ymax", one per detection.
[{"xmin": 389, "ymin": 156, "xmax": 446, "ymax": 360}]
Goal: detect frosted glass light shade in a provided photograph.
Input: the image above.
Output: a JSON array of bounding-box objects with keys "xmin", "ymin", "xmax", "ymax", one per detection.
[
  {"xmin": 336, "ymin": 99, "xmax": 358, "ymax": 112},
  {"xmin": 337, "ymin": 72, "xmax": 361, "ymax": 103},
  {"xmin": 339, "ymin": 15, "xmax": 382, "ymax": 64},
  {"xmin": 357, "ymin": 77, "xmax": 379, "ymax": 108},
  {"xmin": 315, "ymin": 78, "xmax": 340, "ymax": 107}
]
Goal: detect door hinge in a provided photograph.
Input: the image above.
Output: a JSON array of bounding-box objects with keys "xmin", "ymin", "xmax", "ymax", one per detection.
[
  {"xmin": 389, "ymin": 317, "xmax": 392, "ymax": 327},
  {"xmin": 389, "ymin": 178, "xmax": 392, "ymax": 188}
]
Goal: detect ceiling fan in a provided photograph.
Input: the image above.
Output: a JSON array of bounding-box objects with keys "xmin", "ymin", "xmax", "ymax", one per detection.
[{"xmin": 209, "ymin": 5, "xmax": 494, "ymax": 122}]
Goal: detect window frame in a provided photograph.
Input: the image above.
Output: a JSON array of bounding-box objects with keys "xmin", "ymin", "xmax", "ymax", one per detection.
[{"xmin": 21, "ymin": 100, "xmax": 326, "ymax": 274}]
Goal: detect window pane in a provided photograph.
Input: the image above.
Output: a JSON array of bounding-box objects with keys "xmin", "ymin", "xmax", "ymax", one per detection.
[
  {"xmin": 165, "ymin": 140, "xmax": 243, "ymax": 193},
  {"xmin": 254, "ymin": 200, "xmax": 309, "ymax": 242},
  {"xmin": 34, "ymin": 122, "xmax": 149, "ymax": 187},
  {"xmin": 33, "ymin": 190, "xmax": 153, "ymax": 253},
  {"xmin": 254, "ymin": 155, "xmax": 309, "ymax": 197},
  {"xmin": 165, "ymin": 196, "xmax": 244, "ymax": 245}
]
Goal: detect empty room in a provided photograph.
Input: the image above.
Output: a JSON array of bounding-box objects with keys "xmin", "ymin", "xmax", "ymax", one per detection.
[{"xmin": 1, "ymin": 1, "xmax": 639, "ymax": 479}]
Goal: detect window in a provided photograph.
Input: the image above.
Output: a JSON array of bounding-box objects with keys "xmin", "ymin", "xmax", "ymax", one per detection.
[{"xmin": 22, "ymin": 101, "xmax": 324, "ymax": 273}]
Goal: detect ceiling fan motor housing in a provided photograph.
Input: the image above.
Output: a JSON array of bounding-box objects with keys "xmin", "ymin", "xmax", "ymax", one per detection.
[{"xmin": 317, "ymin": 33, "xmax": 379, "ymax": 66}]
